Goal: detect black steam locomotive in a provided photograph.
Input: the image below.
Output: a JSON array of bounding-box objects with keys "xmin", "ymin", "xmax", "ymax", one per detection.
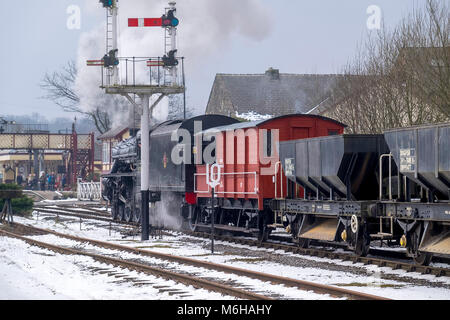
[{"xmin": 102, "ymin": 115, "xmax": 238, "ymax": 228}]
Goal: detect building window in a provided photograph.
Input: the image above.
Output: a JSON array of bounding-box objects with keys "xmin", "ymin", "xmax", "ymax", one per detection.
[{"xmin": 102, "ymin": 142, "xmax": 111, "ymax": 164}]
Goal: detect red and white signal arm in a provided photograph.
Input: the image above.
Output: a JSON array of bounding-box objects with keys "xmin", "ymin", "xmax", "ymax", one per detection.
[{"xmin": 128, "ymin": 18, "xmax": 162, "ymax": 27}]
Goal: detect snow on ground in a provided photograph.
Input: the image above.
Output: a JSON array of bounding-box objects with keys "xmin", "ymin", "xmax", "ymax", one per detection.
[
  {"xmin": 24, "ymin": 233, "xmax": 338, "ymax": 300},
  {"xmin": 0, "ymin": 235, "xmax": 231, "ymax": 300},
  {"xmin": 1, "ymin": 211, "xmax": 450, "ymax": 300},
  {"xmin": 39, "ymin": 198, "xmax": 79, "ymax": 203}
]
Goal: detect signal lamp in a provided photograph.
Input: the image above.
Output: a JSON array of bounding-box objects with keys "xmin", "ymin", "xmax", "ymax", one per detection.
[
  {"xmin": 99, "ymin": 0, "xmax": 113, "ymax": 8},
  {"xmin": 161, "ymin": 9, "xmax": 179, "ymax": 27}
]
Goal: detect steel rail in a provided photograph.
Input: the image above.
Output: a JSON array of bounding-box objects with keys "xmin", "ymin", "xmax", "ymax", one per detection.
[
  {"xmin": 32, "ymin": 207, "xmax": 135, "ymax": 226},
  {"xmin": 31, "ymin": 205, "xmax": 450, "ymax": 278},
  {"xmin": 0, "ymin": 226, "xmax": 270, "ymax": 301},
  {"xmin": 34, "ymin": 205, "xmax": 111, "ymax": 218},
  {"xmin": 6, "ymin": 222, "xmax": 388, "ymax": 300},
  {"xmin": 191, "ymin": 231, "xmax": 450, "ymax": 277}
]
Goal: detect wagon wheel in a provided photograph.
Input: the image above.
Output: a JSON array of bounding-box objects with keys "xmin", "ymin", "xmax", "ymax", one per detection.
[
  {"xmin": 407, "ymin": 242, "xmax": 433, "ymax": 266},
  {"xmin": 297, "ymin": 238, "xmax": 310, "ymax": 249},
  {"xmin": 258, "ymin": 226, "xmax": 270, "ymax": 243},
  {"xmin": 354, "ymin": 230, "xmax": 370, "ymax": 257},
  {"xmin": 412, "ymin": 252, "xmax": 433, "ymax": 266},
  {"xmin": 257, "ymin": 211, "xmax": 272, "ymax": 243},
  {"xmin": 406, "ymin": 225, "xmax": 433, "ymax": 266}
]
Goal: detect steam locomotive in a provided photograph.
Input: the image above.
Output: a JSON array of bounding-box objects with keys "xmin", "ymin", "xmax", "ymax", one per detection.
[
  {"xmin": 102, "ymin": 114, "xmax": 450, "ymax": 265},
  {"xmin": 102, "ymin": 115, "xmax": 239, "ymax": 228}
]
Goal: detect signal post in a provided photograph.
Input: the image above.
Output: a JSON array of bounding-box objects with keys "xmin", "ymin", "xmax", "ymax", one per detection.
[{"xmin": 91, "ymin": 0, "xmax": 185, "ymax": 240}]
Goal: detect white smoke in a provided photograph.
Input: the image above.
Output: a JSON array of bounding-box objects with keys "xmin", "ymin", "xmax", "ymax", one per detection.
[
  {"xmin": 75, "ymin": 0, "xmax": 272, "ymax": 127},
  {"xmin": 153, "ymin": 192, "xmax": 184, "ymax": 230}
]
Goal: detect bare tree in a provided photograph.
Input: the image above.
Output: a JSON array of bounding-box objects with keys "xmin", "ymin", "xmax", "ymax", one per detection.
[
  {"xmin": 167, "ymin": 94, "xmax": 195, "ymax": 120},
  {"xmin": 325, "ymin": 0, "xmax": 449, "ymax": 133},
  {"xmin": 40, "ymin": 61, "xmax": 113, "ymax": 134}
]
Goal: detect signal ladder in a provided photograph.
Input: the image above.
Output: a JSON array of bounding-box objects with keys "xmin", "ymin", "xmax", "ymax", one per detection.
[
  {"xmin": 105, "ymin": 8, "xmax": 115, "ymax": 85},
  {"xmin": 163, "ymin": 7, "xmax": 176, "ymax": 86}
]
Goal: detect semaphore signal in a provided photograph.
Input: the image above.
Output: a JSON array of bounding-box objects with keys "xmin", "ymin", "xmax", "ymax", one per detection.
[
  {"xmin": 86, "ymin": 1, "xmax": 186, "ymax": 242},
  {"xmin": 88, "ymin": 1, "xmax": 180, "ymax": 86},
  {"xmin": 128, "ymin": 18, "xmax": 163, "ymax": 27},
  {"xmin": 128, "ymin": 8, "xmax": 179, "ymax": 28}
]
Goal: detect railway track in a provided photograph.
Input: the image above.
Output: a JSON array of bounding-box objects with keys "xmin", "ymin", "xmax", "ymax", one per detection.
[
  {"xmin": 33, "ymin": 204, "xmax": 112, "ymax": 218},
  {"xmin": 191, "ymin": 231, "xmax": 450, "ymax": 277},
  {"xmin": 53, "ymin": 204, "xmax": 113, "ymax": 216},
  {"xmin": 32, "ymin": 206, "xmax": 134, "ymax": 226},
  {"xmin": 0, "ymin": 222, "xmax": 387, "ymax": 300},
  {"xmin": 0, "ymin": 223, "xmax": 269, "ymax": 300},
  {"xmin": 31, "ymin": 204, "xmax": 450, "ymax": 278}
]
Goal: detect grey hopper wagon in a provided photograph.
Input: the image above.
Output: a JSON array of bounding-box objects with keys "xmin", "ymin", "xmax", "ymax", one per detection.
[
  {"xmin": 384, "ymin": 122, "xmax": 450, "ymax": 201},
  {"xmin": 280, "ymin": 134, "xmax": 389, "ymax": 201}
]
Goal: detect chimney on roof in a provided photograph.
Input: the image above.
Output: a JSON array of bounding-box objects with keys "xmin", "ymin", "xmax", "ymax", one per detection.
[{"xmin": 265, "ymin": 67, "xmax": 280, "ymax": 80}]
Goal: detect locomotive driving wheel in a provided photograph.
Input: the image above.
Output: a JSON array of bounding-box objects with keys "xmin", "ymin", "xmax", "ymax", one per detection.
[
  {"xmin": 132, "ymin": 207, "xmax": 141, "ymax": 224},
  {"xmin": 124, "ymin": 203, "xmax": 133, "ymax": 223},
  {"xmin": 111, "ymin": 201, "xmax": 120, "ymax": 221},
  {"xmin": 118, "ymin": 203, "xmax": 125, "ymax": 221}
]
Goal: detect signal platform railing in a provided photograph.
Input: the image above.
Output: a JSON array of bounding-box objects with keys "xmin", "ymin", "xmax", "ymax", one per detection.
[{"xmin": 101, "ymin": 56, "xmax": 185, "ymax": 88}]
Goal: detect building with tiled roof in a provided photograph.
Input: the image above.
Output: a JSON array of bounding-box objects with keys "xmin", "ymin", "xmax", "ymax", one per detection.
[{"xmin": 206, "ymin": 68, "xmax": 341, "ymax": 118}]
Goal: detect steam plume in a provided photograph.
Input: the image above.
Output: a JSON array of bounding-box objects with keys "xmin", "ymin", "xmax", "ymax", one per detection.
[{"xmin": 75, "ymin": 0, "xmax": 272, "ymax": 127}]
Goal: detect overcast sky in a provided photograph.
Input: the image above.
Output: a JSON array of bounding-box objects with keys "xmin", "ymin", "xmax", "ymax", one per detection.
[{"xmin": 0, "ymin": 0, "xmax": 417, "ymax": 120}]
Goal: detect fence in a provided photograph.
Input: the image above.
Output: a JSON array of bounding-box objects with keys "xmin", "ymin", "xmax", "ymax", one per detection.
[
  {"xmin": 77, "ymin": 179, "xmax": 101, "ymax": 201},
  {"xmin": 0, "ymin": 123, "xmax": 49, "ymax": 134}
]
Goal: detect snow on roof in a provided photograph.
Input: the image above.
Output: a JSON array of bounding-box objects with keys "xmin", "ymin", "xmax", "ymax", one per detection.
[
  {"xmin": 97, "ymin": 126, "xmax": 129, "ymax": 140},
  {"xmin": 235, "ymin": 111, "xmax": 273, "ymax": 121}
]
